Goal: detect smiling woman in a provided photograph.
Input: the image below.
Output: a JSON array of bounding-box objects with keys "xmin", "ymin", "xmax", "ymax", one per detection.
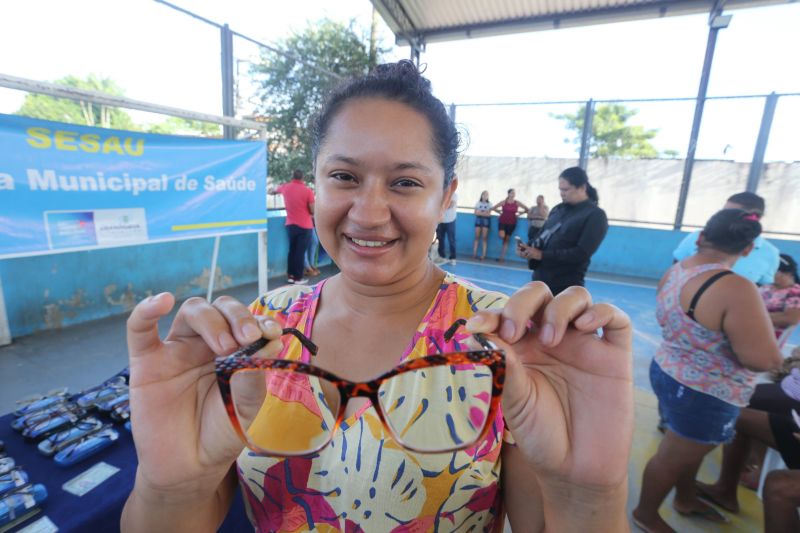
[{"xmin": 121, "ymin": 61, "xmax": 634, "ymax": 533}]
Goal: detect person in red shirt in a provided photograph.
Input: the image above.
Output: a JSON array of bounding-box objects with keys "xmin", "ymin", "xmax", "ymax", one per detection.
[{"xmin": 269, "ymin": 169, "xmax": 315, "ymax": 284}]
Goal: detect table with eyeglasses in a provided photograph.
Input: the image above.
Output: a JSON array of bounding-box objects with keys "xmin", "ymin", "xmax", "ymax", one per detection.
[{"xmin": 0, "ymin": 412, "xmax": 249, "ymax": 532}]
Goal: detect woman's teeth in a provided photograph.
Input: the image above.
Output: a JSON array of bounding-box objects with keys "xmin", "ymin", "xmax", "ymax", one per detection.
[{"xmin": 351, "ymin": 238, "xmax": 388, "ymax": 248}]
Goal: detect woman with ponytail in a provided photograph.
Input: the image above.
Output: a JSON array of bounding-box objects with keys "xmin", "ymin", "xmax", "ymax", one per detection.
[
  {"xmin": 633, "ymin": 209, "xmax": 783, "ymax": 532},
  {"xmin": 516, "ymin": 166, "xmax": 608, "ymax": 295}
]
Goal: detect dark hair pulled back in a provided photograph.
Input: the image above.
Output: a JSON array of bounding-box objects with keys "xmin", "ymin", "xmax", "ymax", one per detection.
[
  {"xmin": 701, "ymin": 208, "xmax": 762, "ymax": 254},
  {"xmin": 778, "ymin": 254, "xmax": 799, "ymax": 284},
  {"xmin": 310, "ymin": 60, "xmax": 459, "ymax": 188},
  {"xmin": 559, "ymin": 167, "xmax": 598, "ymax": 204}
]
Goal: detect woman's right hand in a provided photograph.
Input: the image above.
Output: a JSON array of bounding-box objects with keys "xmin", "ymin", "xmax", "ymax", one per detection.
[{"xmin": 125, "ymin": 292, "xmax": 283, "ymax": 500}]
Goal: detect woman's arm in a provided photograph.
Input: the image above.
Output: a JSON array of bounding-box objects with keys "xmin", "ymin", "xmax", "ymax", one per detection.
[
  {"xmin": 723, "ymin": 278, "xmax": 784, "ymax": 371},
  {"xmin": 122, "ymin": 467, "xmax": 238, "ymax": 533},
  {"xmin": 502, "ymin": 445, "xmax": 545, "ymax": 532},
  {"xmin": 517, "ymin": 201, "xmax": 529, "ymax": 214},
  {"xmin": 770, "ymin": 309, "xmax": 800, "ymax": 328}
]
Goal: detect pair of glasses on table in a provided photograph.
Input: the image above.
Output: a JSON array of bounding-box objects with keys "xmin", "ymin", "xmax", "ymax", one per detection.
[{"xmin": 215, "ymin": 319, "xmax": 505, "ymax": 456}]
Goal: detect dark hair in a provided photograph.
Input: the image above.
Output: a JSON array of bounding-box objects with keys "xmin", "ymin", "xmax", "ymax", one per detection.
[
  {"xmin": 310, "ymin": 60, "xmax": 459, "ymax": 188},
  {"xmin": 727, "ymin": 192, "xmax": 765, "ymax": 215},
  {"xmin": 778, "ymin": 253, "xmax": 799, "ymax": 284},
  {"xmin": 701, "ymin": 208, "xmax": 762, "ymax": 254},
  {"xmin": 559, "ymin": 167, "xmax": 599, "ymax": 204},
  {"xmin": 507, "ymin": 188, "xmax": 514, "ymax": 195},
  {"xmin": 292, "ymin": 169, "xmax": 304, "ymax": 180}
]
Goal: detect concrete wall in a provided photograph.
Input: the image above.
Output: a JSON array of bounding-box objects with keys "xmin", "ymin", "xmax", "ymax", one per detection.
[
  {"xmin": 0, "ymin": 214, "xmax": 330, "ymax": 338},
  {"xmin": 455, "ymin": 156, "xmax": 800, "ymax": 235}
]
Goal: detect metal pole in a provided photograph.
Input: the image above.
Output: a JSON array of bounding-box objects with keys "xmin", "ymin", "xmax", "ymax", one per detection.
[
  {"xmin": 207, "ymin": 235, "xmax": 221, "ymax": 301},
  {"xmin": 258, "ymin": 230, "xmax": 268, "ymax": 296},
  {"xmin": 578, "ymin": 99, "xmax": 595, "ymax": 169},
  {"xmin": 746, "ymin": 92, "xmax": 779, "ymax": 193},
  {"xmin": 674, "ymin": 4, "xmax": 728, "ymax": 229},
  {"xmin": 448, "ymin": 103, "xmax": 456, "ymax": 123},
  {"xmin": 221, "ymin": 24, "xmax": 235, "ymax": 139}
]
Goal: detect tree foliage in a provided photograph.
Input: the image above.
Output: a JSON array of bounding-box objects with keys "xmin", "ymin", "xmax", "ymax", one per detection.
[
  {"xmin": 17, "ymin": 75, "xmax": 137, "ymax": 130},
  {"xmin": 251, "ymin": 19, "xmax": 375, "ymax": 181},
  {"xmin": 148, "ymin": 117, "xmax": 221, "ymax": 137},
  {"xmin": 554, "ymin": 103, "xmax": 668, "ymax": 159}
]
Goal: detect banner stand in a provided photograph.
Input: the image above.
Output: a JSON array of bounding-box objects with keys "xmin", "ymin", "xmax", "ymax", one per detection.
[
  {"xmin": 0, "ymin": 274, "xmax": 9, "ymax": 346},
  {"xmin": 257, "ymin": 230, "xmax": 268, "ymax": 297},
  {"xmin": 206, "ymin": 236, "xmax": 222, "ymax": 302}
]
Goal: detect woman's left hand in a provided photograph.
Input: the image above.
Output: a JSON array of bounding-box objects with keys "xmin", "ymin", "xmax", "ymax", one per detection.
[{"xmin": 466, "ymin": 282, "xmax": 633, "ymax": 501}]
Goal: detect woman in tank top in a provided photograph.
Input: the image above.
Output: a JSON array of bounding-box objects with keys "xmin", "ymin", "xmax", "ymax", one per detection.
[
  {"xmin": 473, "ymin": 190, "xmax": 492, "ymax": 260},
  {"xmin": 633, "ymin": 208, "xmax": 783, "ymax": 532},
  {"xmin": 492, "ymin": 188, "xmax": 527, "ymax": 262}
]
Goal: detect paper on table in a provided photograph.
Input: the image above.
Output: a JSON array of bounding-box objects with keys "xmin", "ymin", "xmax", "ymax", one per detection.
[{"xmin": 61, "ymin": 462, "xmax": 120, "ymax": 497}]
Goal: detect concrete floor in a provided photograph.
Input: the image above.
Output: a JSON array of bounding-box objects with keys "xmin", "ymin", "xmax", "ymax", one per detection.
[{"xmin": 1, "ymin": 259, "xmax": 778, "ymax": 531}]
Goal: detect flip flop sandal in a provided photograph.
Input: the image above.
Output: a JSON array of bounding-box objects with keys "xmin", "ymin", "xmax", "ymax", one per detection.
[
  {"xmin": 674, "ymin": 504, "xmax": 730, "ymax": 524},
  {"xmin": 695, "ymin": 482, "xmax": 739, "ymax": 513}
]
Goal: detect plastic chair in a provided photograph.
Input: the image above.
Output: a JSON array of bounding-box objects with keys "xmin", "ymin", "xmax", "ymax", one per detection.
[
  {"xmin": 778, "ymin": 324, "xmax": 797, "ymax": 354},
  {"xmin": 757, "ymin": 447, "xmax": 787, "ymax": 500}
]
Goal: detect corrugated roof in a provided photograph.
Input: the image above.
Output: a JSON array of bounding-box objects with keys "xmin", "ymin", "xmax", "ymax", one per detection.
[{"xmin": 371, "ymin": 0, "xmax": 792, "ymax": 44}]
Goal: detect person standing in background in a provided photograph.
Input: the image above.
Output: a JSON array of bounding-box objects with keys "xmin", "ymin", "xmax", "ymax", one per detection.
[
  {"xmin": 516, "ymin": 167, "xmax": 608, "ymax": 295},
  {"xmin": 472, "ymin": 190, "xmax": 492, "ymax": 260},
  {"xmin": 527, "ymin": 194, "xmax": 549, "ymax": 241},
  {"xmin": 493, "ymin": 188, "xmax": 528, "ymax": 263},
  {"xmin": 673, "ymin": 192, "xmax": 779, "ymax": 285},
  {"xmin": 268, "ymin": 169, "xmax": 315, "ymax": 284},
  {"xmin": 436, "ymin": 191, "xmax": 458, "ymax": 265}
]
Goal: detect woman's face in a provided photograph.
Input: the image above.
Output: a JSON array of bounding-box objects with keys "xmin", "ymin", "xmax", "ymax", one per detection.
[
  {"xmin": 558, "ymin": 178, "xmax": 585, "ymax": 204},
  {"xmin": 481, "ymin": 190, "xmax": 489, "ymax": 202},
  {"xmin": 507, "ymin": 190, "xmax": 515, "ymax": 201},
  {"xmin": 775, "ymin": 270, "xmax": 794, "ymax": 288},
  {"xmin": 314, "ymin": 98, "xmax": 455, "ymax": 287}
]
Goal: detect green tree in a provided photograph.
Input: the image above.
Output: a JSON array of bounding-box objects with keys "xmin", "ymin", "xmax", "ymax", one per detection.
[
  {"xmin": 553, "ymin": 103, "xmax": 669, "ymax": 159},
  {"xmin": 147, "ymin": 117, "xmax": 222, "ymax": 137},
  {"xmin": 251, "ymin": 19, "xmax": 375, "ymax": 181},
  {"xmin": 16, "ymin": 74, "xmax": 136, "ymax": 130}
]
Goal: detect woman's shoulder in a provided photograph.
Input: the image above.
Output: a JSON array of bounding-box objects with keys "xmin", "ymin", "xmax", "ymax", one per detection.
[
  {"xmin": 445, "ymin": 273, "xmax": 508, "ymax": 312},
  {"xmin": 249, "ymin": 283, "xmax": 316, "ymax": 319}
]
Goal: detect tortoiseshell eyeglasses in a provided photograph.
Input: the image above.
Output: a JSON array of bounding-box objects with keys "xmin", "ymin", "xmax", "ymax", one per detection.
[{"xmin": 215, "ymin": 319, "xmax": 505, "ymax": 456}]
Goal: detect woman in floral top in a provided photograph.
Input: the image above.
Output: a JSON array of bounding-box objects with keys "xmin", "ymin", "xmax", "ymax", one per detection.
[
  {"xmin": 122, "ymin": 62, "xmax": 633, "ymax": 533},
  {"xmin": 759, "ymin": 253, "xmax": 800, "ymax": 342}
]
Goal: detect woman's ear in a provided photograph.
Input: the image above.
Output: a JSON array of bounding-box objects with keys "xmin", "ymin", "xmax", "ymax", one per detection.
[{"xmin": 441, "ymin": 176, "xmax": 458, "ymax": 211}]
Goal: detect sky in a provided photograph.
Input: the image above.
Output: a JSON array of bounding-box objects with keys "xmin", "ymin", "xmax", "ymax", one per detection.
[{"xmin": 0, "ymin": 0, "xmax": 798, "ymax": 162}]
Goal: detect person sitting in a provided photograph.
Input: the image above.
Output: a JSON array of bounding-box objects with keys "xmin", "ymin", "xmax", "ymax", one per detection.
[
  {"xmin": 121, "ymin": 61, "xmax": 634, "ymax": 533},
  {"xmin": 763, "ymin": 468, "xmax": 800, "ymax": 533},
  {"xmin": 759, "ymin": 253, "xmax": 800, "ymax": 345},
  {"xmin": 633, "ymin": 208, "xmax": 783, "ymax": 533},
  {"xmin": 694, "ymin": 368, "xmax": 800, "ymax": 515},
  {"xmin": 673, "ymin": 192, "xmax": 780, "ymax": 285}
]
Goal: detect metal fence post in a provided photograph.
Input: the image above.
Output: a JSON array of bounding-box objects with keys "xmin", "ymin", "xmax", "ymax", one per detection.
[
  {"xmin": 674, "ymin": 4, "xmax": 729, "ymax": 229},
  {"xmin": 221, "ymin": 23, "xmax": 235, "ymax": 139},
  {"xmin": 449, "ymin": 103, "xmax": 456, "ymax": 123},
  {"xmin": 746, "ymin": 92, "xmax": 779, "ymax": 193},
  {"xmin": 578, "ymin": 99, "xmax": 594, "ymax": 169}
]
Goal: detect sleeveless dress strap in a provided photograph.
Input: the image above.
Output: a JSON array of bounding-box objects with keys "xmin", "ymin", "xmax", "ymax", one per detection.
[{"xmin": 686, "ymin": 270, "xmax": 734, "ymax": 321}]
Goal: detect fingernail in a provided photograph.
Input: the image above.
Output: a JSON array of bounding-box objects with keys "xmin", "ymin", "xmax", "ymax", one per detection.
[
  {"xmin": 500, "ymin": 319, "xmax": 515, "ymax": 342},
  {"xmin": 465, "ymin": 315, "xmax": 483, "ymax": 331},
  {"xmin": 575, "ymin": 312, "xmax": 595, "ymax": 328},
  {"xmin": 242, "ymin": 323, "xmax": 260, "ymax": 341},
  {"xmin": 539, "ymin": 323, "xmax": 554, "ymax": 345},
  {"xmin": 218, "ymin": 331, "xmax": 237, "ymax": 351}
]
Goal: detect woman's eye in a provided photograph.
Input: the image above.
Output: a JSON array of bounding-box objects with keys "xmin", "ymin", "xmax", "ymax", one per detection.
[
  {"xmin": 331, "ymin": 172, "xmax": 356, "ymax": 183},
  {"xmin": 394, "ymin": 178, "xmax": 421, "ymax": 188}
]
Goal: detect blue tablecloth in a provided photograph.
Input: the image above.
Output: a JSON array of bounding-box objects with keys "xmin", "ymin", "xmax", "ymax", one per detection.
[{"xmin": 0, "ymin": 412, "xmax": 251, "ymax": 532}]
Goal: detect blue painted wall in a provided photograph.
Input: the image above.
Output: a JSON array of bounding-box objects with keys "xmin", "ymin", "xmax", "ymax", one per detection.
[
  {"xmin": 454, "ymin": 212, "xmax": 800, "ymax": 280},
  {"xmin": 3, "ymin": 211, "xmax": 798, "ymax": 338},
  {"xmin": 0, "ymin": 213, "xmax": 330, "ymax": 338}
]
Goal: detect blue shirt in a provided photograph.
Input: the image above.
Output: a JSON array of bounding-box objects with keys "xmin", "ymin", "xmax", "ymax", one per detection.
[{"xmin": 672, "ymin": 230, "xmax": 780, "ymax": 285}]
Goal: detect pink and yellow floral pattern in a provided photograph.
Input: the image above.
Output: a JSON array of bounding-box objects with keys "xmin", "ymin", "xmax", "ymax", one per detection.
[{"xmin": 237, "ymin": 273, "xmax": 508, "ymax": 532}]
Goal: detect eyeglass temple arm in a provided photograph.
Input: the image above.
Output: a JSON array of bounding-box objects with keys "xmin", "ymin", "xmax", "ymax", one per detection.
[
  {"xmin": 226, "ymin": 327, "xmax": 319, "ymax": 359},
  {"xmin": 443, "ymin": 318, "xmax": 495, "ymax": 350}
]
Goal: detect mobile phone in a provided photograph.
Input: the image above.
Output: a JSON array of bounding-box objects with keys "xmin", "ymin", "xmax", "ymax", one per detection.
[
  {"xmin": 513, "ymin": 236, "xmax": 523, "ymax": 244},
  {"xmin": 792, "ymin": 409, "xmax": 800, "ymax": 429}
]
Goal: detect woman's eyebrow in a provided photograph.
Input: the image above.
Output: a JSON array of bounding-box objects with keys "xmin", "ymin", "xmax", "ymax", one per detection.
[{"xmin": 323, "ymin": 154, "xmax": 432, "ymax": 173}]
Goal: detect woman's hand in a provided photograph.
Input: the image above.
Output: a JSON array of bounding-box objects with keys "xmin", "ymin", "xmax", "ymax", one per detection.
[
  {"xmin": 516, "ymin": 242, "xmax": 542, "ymax": 260},
  {"xmin": 466, "ymin": 283, "xmax": 633, "ymax": 523},
  {"xmin": 125, "ymin": 293, "xmax": 283, "ymax": 500}
]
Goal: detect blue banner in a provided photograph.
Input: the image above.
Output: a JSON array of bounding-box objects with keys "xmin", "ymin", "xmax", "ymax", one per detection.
[{"xmin": 0, "ymin": 113, "xmax": 267, "ymax": 258}]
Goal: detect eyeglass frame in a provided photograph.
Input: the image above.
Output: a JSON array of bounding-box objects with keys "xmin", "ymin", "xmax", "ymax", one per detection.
[{"xmin": 214, "ymin": 319, "xmax": 506, "ymax": 456}]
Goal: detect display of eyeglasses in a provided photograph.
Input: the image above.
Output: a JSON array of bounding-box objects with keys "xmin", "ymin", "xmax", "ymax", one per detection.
[{"xmin": 9, "ymin": 370, "xmax": 129, "ymax": 467}]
